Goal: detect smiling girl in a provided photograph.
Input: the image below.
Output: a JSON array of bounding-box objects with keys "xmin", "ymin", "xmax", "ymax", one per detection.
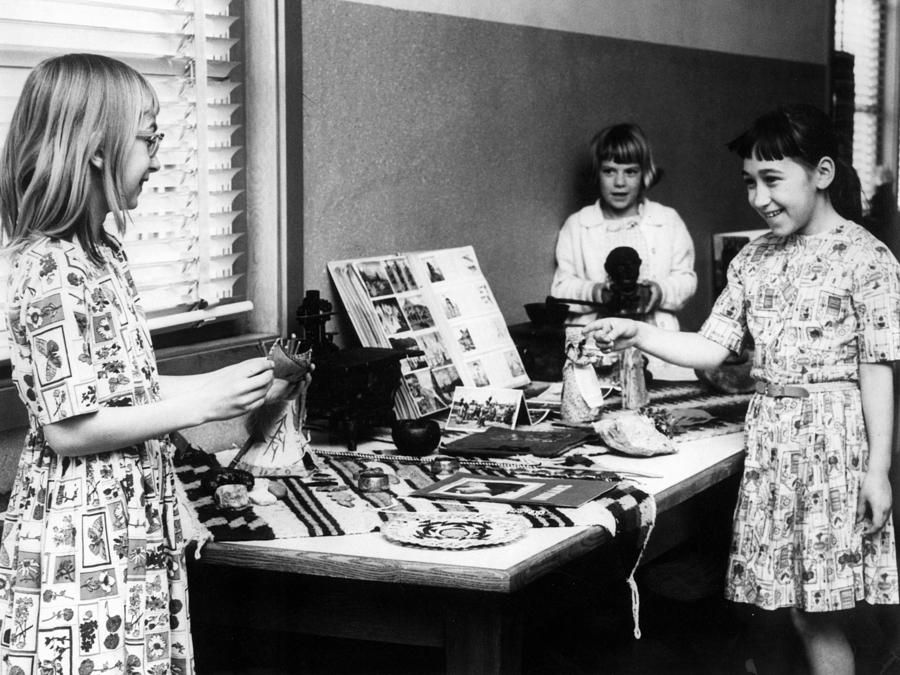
[
  {"xmin": 583, "ymin": 104, "xmax": 900, "ymax": 675},
  {"xmin": 1, "ymin": 54, "xmax": 275, "ymax": 674},
  {"xmin": 550, "ymin": 123, "xmax": 697, "ymax": 332}
]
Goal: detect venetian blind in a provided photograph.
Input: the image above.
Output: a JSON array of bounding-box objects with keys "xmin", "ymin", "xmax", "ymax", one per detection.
[
  {"xmin": 835, "ymin": 0, "xmax": 886, "ymax": 201},
  {"xmin": 0, "ymin": 0, "xmax": 251, "ymax": 362}
]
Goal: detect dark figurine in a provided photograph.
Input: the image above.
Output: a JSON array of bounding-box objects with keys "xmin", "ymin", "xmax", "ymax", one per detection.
[{"xmin": 601, "ymin": 246, "xmax": 651, "ymax": 315}]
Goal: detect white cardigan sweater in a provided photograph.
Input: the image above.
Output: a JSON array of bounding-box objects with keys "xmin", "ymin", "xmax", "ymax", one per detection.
[{"xmin": 550, "ymin": 199, "xmax": 697, "ymax": 330}]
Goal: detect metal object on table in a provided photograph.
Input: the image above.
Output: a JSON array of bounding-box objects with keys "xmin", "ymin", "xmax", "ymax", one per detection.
[
  {"xmin": 430, "ymin": 455, "xmax": 460, "ymax": 477},
  {"xmin": 357, "ymin": 468, "xmax": 391, "ymax": 493}
]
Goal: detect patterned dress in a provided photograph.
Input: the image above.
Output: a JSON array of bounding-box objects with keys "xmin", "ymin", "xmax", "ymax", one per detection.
[
  {"xmin": 700, "ymin": 221, "xmax": 900, "ymax": 611},
  {"xmin": 2, "ymin": 237, "xmax": 194, "ymax": 674}
]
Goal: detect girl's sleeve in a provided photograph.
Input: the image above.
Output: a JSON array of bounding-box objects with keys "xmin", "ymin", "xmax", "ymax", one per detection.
[
  {"xmin": 550, "ymin": 216, "xmax": 597, "ymax": 313},
  {"xmin": 854, "ymin": 242, "xmax": 900, "ymax": 363},
  {"xmin": 656, "ymin": 210, "xmax": 697, "ymax": 312},
  {"xmin": 13, "ymin": 248, "xmax": 100, "ymax": 425},
  {"xmin": 699, "ymin": 248, "xmax": 748, "ymax": 355}
]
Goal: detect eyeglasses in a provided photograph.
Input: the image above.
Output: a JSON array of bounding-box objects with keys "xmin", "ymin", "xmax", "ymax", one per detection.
[{"xmin": 136, "ymin": 131, "xmax": 165, "ymax": 157}]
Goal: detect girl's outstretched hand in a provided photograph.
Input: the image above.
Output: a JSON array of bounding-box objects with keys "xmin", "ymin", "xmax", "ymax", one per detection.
[
  {"xmin": 196, "ymin": 357, "xmax": 275, "ymax": 422},
  {"xmin": 582, "ymin": 318, "xmax": 641, "ymax": 352},
  {"xmin": 856, "ymin": 470, "xmax": 893, "ymax": 535}
]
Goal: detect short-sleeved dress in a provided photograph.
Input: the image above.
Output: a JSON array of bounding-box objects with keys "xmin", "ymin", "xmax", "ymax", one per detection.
[
  {"xmin": 2, "ymin": 237, "xmax": 194, "ymax": 674},
  {"xmin": 700, "ymin": 221, "xmax": 900, "ymax": 611}
]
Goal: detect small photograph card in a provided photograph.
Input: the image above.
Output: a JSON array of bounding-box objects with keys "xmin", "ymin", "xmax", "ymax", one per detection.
[
  {"xmin": 446, "ymin": 386, "xmax": 534, "ymax": 431},
  {"xmin": 412, "ymin": 472, "xmax": 617, "ymax": 508}
]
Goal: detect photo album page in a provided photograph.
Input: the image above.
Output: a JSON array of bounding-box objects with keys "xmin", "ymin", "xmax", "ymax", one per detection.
[{"xmin": 328, "ymin": 246, "xmax": 529, "ymax": 419}]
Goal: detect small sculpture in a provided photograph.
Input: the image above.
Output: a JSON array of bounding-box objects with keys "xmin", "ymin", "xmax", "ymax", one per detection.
[
  {"xmin": 601, "ymin": 246, "xmax": 652, "ymax": 316},
  {"xmin": 230, "ymin": 338, "xmax": 315, "ymax": 476}
]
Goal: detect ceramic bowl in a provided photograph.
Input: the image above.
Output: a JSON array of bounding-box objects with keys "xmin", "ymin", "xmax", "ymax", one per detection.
[{"xmin": 391, "ymin": 418, "xmax": 442, "ymax": 457}]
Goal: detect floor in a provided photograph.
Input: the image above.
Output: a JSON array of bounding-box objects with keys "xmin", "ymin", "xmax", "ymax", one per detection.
[{"xmin": 192, "ymin": 546, "xmax": 900, "ymax": 675}]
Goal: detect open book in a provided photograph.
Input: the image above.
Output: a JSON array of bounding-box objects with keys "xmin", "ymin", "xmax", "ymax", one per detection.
[{"xmin": 328, "ymin": 246, "xmax": 529, "ymax": 418}]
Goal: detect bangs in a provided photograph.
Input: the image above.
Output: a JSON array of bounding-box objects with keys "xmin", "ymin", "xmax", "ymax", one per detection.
[
  {"xmin": 727, "ymin": 109, "xmax": 802, "ymax": 161},
  {"xmin": 138, "ymin": 76, "xmax": 159, "ymax": 118},
  {"xmin": 601, "ymin": 135, "xmax": 643, "ymax": 165}
]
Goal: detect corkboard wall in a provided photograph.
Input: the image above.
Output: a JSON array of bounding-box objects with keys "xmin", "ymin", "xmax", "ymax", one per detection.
[{"xmin": 294, "ymin": 1, "xmax": 825, "ymax": 334}]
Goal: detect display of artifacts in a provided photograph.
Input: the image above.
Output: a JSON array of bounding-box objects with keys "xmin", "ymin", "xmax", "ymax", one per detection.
[
  {"xmin": 445, "ymin": 385, "xmax": 538, "ymax": 431},
  {"xmin": 411, "ymin": 472, "xmax": 617, "ymax": 508},
  {"xmin": 328, "ymin": 246, "xmax": 529, "ymax": 418}
]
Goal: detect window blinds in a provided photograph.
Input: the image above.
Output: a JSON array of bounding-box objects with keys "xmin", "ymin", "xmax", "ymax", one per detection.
[
  {"xmin": 0, "ymin": 0, "xmax": 250, "ymax": 362},
  {"xmin": 835, "ymin": 0, "xmax": 886, "ymax": 201}
]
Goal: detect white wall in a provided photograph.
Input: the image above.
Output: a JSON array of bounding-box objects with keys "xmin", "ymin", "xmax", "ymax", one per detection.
[{"xmin": 345, "ymin": 0, "xmax": 829, "ymax": 64}]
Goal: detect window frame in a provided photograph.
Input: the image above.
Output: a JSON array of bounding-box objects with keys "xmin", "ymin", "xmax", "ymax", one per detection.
[{"xmin": 0, "ymin": 0, "xmax": 297, "ymax": 430}]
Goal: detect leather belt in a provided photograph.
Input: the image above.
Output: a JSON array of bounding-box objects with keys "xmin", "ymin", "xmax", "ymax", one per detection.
[{"xmin": 754, "ymin": 381, "xmax": 857, "ymax": 398}]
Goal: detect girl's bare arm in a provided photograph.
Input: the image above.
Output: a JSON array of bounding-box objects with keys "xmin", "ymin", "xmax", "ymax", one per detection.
[
  {"xmin": 583, "ymin": 318, "xmax": 732, "ymax": 370},
  {"xmin": 43, "ymin": 358, "xmax": 273, "ymax": 456},
  {"xmin": 858, "ymin": 361, "xmax": 894, "ymax": 534}
]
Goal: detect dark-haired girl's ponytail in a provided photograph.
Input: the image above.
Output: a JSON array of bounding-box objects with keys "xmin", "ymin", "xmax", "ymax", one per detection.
[{"xmin": 829, "ymin": 157, "xmax": 862, "ymax": 222}]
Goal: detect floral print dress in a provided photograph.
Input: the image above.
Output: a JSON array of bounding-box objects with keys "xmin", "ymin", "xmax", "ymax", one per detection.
[
  {"xmin": 700, "ymin": 221, "xmax": 900, "ymax": 611},
  {"xmin": 2, "ymin": 237, "xmax": 194, "ymax": 674}
]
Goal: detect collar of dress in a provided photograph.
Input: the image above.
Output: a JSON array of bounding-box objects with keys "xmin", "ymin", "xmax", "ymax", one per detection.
[{"xmin": 580, "ymin": 200, "xmax": 663, "ymax": 230}]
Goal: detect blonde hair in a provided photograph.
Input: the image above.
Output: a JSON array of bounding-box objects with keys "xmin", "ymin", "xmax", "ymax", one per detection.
[{"xmin": 0, "ymin": 53, "xmax": 158, "ymax": 263}]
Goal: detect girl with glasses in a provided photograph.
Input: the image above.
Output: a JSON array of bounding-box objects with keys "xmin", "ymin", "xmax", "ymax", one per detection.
[{"xmin": 0, "ymin": 53, "xmax": 274, "ymax": 674}]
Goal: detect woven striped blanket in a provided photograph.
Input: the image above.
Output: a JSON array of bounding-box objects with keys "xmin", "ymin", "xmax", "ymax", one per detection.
[{"xmin": 173, "ymin": 445, "xmax": 654, "ymax": 542}]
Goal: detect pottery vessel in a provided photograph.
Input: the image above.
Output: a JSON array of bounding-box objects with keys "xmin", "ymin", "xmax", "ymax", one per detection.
[{"xmin": 391, "ymin": 418, "xmax": 442, "ymax": 456}]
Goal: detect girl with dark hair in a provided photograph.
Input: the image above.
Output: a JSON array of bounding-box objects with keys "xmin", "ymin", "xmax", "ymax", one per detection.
[
  {"xmin": 583, "ymin": 104, "xmax": 900, "ymax": 675},
  {"xmin": 1, "ymin": 54, "xmax": 276, "ymax": 674},
  {"xmin": 550, "ymin": 123, "xmax": 697, "ymax": 335}
]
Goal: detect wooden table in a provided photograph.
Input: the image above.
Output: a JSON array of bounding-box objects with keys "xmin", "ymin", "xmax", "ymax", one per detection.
[{"xmin": 187, "ymin": 431, "xmax": 746, "ymax": 674}]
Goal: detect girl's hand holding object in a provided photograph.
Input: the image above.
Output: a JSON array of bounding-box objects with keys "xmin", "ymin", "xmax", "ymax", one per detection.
[{"xmin": 195, "ymin": 357, "xmax": 274, "ymax": 423}]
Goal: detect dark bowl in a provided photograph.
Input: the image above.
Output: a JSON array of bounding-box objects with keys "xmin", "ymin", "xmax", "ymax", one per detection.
[
  {"xmin": 524, "ymin": 302, "xmax": 569, "ymax": 326},
  {"xmin": 391, "ymin": 418, "xmax": 442, "ymax": 457}
]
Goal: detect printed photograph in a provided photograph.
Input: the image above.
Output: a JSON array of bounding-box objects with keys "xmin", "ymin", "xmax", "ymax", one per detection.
[
  {"xmin": 355, "ymin": 261, "xmax": 394, "ymax": 297},
  {"xmin": 422, "ymin": 255, "xmax": 445, "ymax": 283},
  {"xmin": 373, "ymin": 298, "xmax": 410, "ymax": 335},
  {"xmin": 417, "ymin": 331, "xmax": 452, "ymax": 368},
  {"xmin": 456, "ymin": 327, "xmax": 476, "ymax": 352},
  {"xmin": 404, "ymin": 370, "xmax": 447, "ymax": 415},
  {"xmin": 432, "ymin": 365, "xmax": 463, "ymax": 401},
  {"xmin": 430, "ymin": 476, "xmax": 538, "ymax": 500},
  {"xmin": 468, "ymin": 359, "xmax": 490, "ymax": 386},
  {"xmin": 400, "ymin": 295, "xmax": 436, "ymax": 330},
  {"xmin": 504, "ymin": 349, "xmax": 527, "ymax": 378},
  {"xmin": 384, "ymin": 257, "xmax": 419, "ymax": 293},
  {"xmin": 439, "ymin": 293, "xmax": 462, "ymax": 319},
  {"xmin": 446, "ymin": 386, "xmax": 522, "ymax": 431}
]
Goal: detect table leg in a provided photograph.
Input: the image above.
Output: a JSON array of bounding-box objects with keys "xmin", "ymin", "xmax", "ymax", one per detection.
[{"xmin": 444, "ymin": 594, "xmax": 523, "ymax": 675}]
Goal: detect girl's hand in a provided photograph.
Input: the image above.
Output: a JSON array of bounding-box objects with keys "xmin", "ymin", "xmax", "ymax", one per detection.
[
  {"xmin": 264, "ymin": 364, "xmax": 315, "ymax": 404},
  {"xmin": 645, "ymin": 281, "xmax": 663, "ymax": 312},
  {"xmin": 856, "ymin": 470, "xmax": 893, "ymax": 535},
  {"xmin": 196, "ymin": 357, "xmax": 275, "ymax": 422},
  {"xmin": 582, "ymin": 318, "xmax": 641, "ymax": 352}
]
